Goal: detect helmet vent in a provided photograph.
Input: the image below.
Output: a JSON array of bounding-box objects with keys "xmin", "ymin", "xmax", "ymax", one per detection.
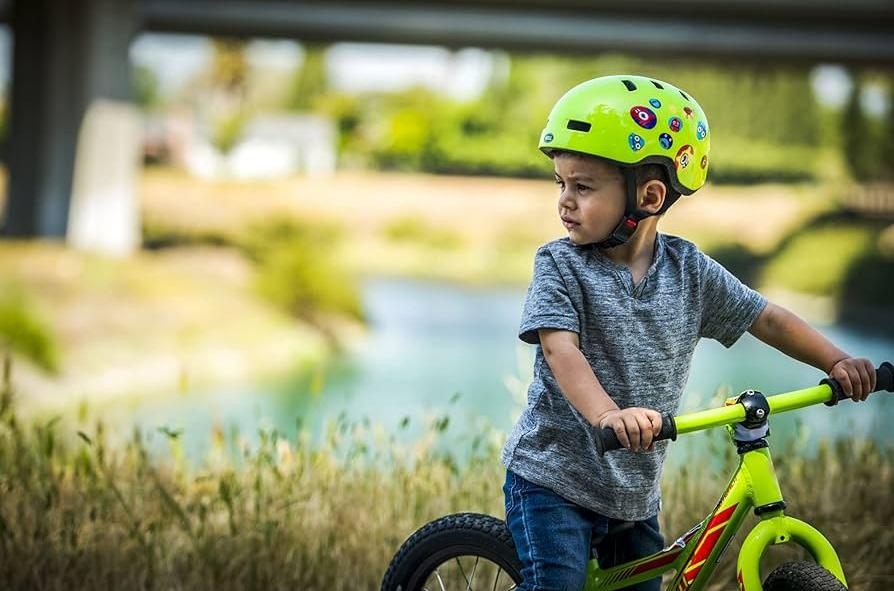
[
  {"xmin": 566, "ymin": 119, "xmax": 592, "ymax": 132},
  {"xmin": 621, "ymin": 79, "xmax": 637, "ymax": 91},
  {"xmin": 679, "ymin": 90, "xmax": 691, "ymax": 101},
  {"xmin": 650, "ymin": 80, "xmax": 664, "ymax": 89}
]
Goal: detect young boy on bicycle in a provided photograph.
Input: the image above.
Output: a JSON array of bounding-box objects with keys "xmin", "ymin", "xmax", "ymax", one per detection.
[{"xmin": 500, "ymin": 75, "xmax": 876, "ymax": 591}]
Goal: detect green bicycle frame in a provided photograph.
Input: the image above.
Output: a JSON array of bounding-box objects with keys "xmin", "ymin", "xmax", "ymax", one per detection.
[{"xmin": 582, "ymin": 383, "xmax": 847, "ymax": 591}]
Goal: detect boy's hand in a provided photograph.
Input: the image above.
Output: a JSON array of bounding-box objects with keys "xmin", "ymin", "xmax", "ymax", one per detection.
[
  {"xmin": 597, "ymin": 408, "xmax": 662, "ymax": 452},
  {"xmin": 829, "ymin": 357, "xmax": 876, "ymax": 402}
]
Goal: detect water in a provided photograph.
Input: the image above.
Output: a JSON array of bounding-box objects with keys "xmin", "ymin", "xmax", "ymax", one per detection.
[{"xmin": 94, "ymin": 277, "xmax": 894, "ymax": 463}]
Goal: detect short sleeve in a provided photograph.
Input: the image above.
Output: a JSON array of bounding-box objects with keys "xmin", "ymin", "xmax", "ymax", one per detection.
[
  {"xmin": 698, "ymin": 251, "xmax": 768, "ymax": 348},
  {"xmin": 518, "ymin": 246, "xmax": 580, "ymax": 344}
]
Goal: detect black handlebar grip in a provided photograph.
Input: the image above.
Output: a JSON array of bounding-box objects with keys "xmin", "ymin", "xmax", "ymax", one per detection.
[
  {"xmin": 877, "ymin": 361, "xmax": 894, "ymax": 392},
  {"xmin": 594, "ymin": 414, "xmax": 677, "ymax": 456},
  {"xmin": 822, "ymin": 361, "xmax": 894, "ymax": 406}
]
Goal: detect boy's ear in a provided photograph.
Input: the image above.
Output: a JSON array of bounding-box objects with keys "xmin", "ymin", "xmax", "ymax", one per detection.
[{"xmin": 638, "ymin": 180, "xmax": 666, "ymax": 214}]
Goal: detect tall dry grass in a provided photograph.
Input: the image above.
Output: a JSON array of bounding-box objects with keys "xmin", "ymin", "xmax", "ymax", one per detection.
[{"xmin": 0, "ymin": 356, "xmax": 891, "ymax": 590}]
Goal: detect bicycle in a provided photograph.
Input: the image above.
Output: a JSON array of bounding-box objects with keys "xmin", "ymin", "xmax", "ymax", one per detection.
[{"xmin": 381, "ymin": 361, "xmax": 894, "ymax": 591}]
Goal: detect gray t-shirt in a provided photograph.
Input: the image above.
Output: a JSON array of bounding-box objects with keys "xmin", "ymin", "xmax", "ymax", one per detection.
[{"xmin": 501, "ymin": 232, "xmax": 768, "ymax": 520}]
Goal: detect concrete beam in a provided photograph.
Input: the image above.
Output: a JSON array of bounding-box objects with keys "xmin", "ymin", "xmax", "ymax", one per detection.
[
  {"xmin": 140, "ymin": 0, "xmax": 894, "ymax": 66},
  {"xmin": 2, "ymin": 0, "xmax": 140, "ymax": 247}
]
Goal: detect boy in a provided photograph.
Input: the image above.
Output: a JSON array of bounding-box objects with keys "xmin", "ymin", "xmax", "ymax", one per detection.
[{"xmin": 500, "ymin": 75, "xmax": 876, "ymax": 591}]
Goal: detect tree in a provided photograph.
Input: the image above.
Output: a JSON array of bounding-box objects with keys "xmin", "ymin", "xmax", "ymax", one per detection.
[
  {"xmin": 287, "ymin": 45, "xmax": 328, "ymax": 111},
  {"xmin": 842, "ymin": 73, "xmax": 883, "ymax": 182}
]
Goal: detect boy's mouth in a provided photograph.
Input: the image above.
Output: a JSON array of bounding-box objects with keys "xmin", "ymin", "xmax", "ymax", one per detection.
[{"xmin": 561, "ymin": 216, "xmax": 579, "ymax": 229}]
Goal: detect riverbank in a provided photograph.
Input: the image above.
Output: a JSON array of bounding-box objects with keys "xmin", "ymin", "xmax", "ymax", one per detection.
[
  {"xmin": 0, "ymin": 241, "xmax": 342, "ymax": 413},
  {"xmin": 141, "ymin": 168, "xmax": 835, "ymax": 286}
]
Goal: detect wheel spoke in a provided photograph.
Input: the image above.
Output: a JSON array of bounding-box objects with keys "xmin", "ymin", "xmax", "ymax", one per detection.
[
  {"xmin": 466, "ymin": 556, "xmax": 479, "ymax": 591},
  {"xmin": 491, "ymin": 568, "xmax": 502, "ymax": 591},
  {"xmin": 455, "ymin": 557, "xmax": 472, "ymax": 590},
  {"xmin": 435, "ymin": 568, "xmax": 448, "ymax": 591}
]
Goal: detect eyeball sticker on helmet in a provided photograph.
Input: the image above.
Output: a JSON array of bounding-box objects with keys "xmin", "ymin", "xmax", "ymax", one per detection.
[
  {"xmin": 630, "ymin": 106, "xmax": 657, "ymax": 129},
  {"xmin": 649, "ymin": 98, "xmax": 662, "ymax": 109},
  {"xmin": 659, "ymin": 133, "xmax": 673, "ymax": 149},
  {"xmin": 675, "ymin": 145, "xmax": 694, "ymax": 170},
  {"xmin": 543, "ymin": 133, "xmax": 554, "ymax": 143},
  {"xmin": 696, "ymin": 122, "xmax": 707, "ymax": 140},
  {"xmin": 701, "ymin": 155, "xmax": 708, "ymax": 169},
  {"xmin": 683, "ymin": 107, "xmax": 694, "ymax": 119},
  {"xmin": 668, "ymin": 116, "xmax": 683, "ymax": 133},
  {"xmin": 628, "ymin": 133, "xmax": 645, "ymax": 152}
]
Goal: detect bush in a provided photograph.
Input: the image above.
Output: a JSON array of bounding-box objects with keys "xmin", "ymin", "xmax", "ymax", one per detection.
[
  {"xmin": 238, "ymin": 219, "xmax": 363, "ymax": 324},
  {"xmin": 0, "ymin": 287, "xmax": 58, "ymax": 373}
]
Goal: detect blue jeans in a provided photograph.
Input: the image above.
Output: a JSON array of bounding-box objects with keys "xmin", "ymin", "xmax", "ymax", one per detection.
[{"xmin": 503, "ymin": 470, "xmax": 664, "ymax": 591}]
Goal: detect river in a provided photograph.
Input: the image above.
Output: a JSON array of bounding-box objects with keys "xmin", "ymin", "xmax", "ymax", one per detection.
[{"xmin": 95, "ymin": 277, "xmax": 894, "ymax": 465}]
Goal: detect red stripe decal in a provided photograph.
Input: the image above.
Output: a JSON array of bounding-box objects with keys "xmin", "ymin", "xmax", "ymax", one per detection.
[
  {"xmin": 707, "ymin": 504, "xmax": 737, "ymax": 528},
  {"xmin": 690, "ymin": 527, "xmax": 724, "ymax": 566},
  {"xmin": 630, "ymin": 549, "xmax": 683, "ymax": 575}
]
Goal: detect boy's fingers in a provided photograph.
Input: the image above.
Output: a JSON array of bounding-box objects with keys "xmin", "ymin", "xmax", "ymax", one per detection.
[
  {"xmin": 622, "ymin": 415, "xmax": 641, "ymax": 451},
  {"xmin": 636, "ymin": 414, "xmax": 653, "ymax": 450},
  {"xmin": 833, "ymin": 367, "xmax": 853, "ymax": 398},
  {"xmin": 649, "ymin": 411, "xmax": 663, "ymax": 436},
  {"xmin": 612, "ymin": 423, "xmax": 631, "ymax": 450},
  {"xmin": 844, "ymin": 366, "xmax": 862, "ymax": 401},
  {"xmin": 855, "ymin": 362, "xmax": 872, "ymax": 401}
]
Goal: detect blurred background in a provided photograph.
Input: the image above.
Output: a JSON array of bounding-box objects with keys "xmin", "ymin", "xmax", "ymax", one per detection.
[{"xmin": 0, "ymin": 1, "xmax": 892, "ymax": 589}]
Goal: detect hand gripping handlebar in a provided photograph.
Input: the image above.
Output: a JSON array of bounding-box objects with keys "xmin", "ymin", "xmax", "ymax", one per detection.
[{"xmin": 594, "ymin": 362, "xmax": 894, "ymax": 455}]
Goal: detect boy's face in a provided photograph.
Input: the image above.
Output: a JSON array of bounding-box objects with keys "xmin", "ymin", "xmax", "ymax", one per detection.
[{"xmin": 553, "ymin": 152, "xmax": 626, "ymax": 246}]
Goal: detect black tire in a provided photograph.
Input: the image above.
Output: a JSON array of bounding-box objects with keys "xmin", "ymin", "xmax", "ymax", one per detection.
[
  {"xmin": 381, "ymin": 512, "xmax": 523, "ymax": 591},
  {"xmin": 763, "ymin": 561, "xmax": 847, "ymax": 591}
]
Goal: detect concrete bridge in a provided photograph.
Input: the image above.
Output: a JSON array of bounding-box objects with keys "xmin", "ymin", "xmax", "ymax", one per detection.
[{"xmin": 2, "ymin": 0, "xmax": 893, "ymax": 252}]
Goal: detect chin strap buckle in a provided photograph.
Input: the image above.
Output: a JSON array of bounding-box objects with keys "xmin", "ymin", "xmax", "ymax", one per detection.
[{"xmin": 597, "ymin": 215, "xmax": 639, "ymax": 249}]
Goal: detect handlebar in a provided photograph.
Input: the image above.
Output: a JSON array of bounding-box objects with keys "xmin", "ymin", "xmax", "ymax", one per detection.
[{"xmin": 594, "ymin": 361, "xmax": 894, "ymax": 456}]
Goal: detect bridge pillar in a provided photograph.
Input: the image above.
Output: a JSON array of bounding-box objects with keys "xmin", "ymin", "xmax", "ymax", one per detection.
[{"xmin": 2, "ymin": 0, "xmax": 141, "ymax": 256}]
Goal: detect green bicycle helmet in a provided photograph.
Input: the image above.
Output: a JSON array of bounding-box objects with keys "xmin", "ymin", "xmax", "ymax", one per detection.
[{"xmin": 539, "ymin": 75, "xmax": 710, "ymax": 248}]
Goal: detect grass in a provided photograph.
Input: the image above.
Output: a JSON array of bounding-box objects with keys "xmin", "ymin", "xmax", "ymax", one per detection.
[{"xmin": 1, "ymin": 362, "xmax": 892, "ymax": 591}]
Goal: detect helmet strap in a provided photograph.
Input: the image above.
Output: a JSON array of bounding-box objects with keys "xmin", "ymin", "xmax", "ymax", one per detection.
[{"xmin": 591, "ymin": 168, "xmax": 650, "ymax": 249}]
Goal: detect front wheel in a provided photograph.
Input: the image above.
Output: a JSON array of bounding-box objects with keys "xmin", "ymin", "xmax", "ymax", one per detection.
[
  {"xmin": 763, "ymin": 561, "xmax": 847, "ymax": 591},
  {"xmin": 381, "ymin": 512, "xmax": 523, "ymax": 591}
]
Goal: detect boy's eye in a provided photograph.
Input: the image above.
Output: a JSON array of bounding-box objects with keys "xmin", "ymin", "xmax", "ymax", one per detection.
[{"xmin": 575, "ymin": 183, "xmax": 591, "ymax": 193}]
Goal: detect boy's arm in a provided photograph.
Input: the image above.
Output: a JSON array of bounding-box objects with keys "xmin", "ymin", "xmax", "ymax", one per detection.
[
  {"xmin": 748, "ymin": 302, "xmax": 876, "ymax": 401},
  {"xmin": 539, "ymin": 328, "xmax": 661, "ymax": 451}
]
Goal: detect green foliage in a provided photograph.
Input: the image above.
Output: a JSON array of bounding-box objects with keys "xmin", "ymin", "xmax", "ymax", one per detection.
[
  {"xmin": 238, "ymin": 219, "xmax": 363, "ymax": 323},
  {"xmin": 761, "ymin": 221, "xmax": 877, "ymax": 298},
  {"xmin": 211, "ymin": 111, "xmax": 248, "ymax": 155},
  {"xmin": 210, "ymin": 38, "xmax": 249, "ymax": 93},
  {"xmin": 287, "ymin": 45, "xmax": 329, "ymax": 111},
  {"xmin": 841, "ymin": 76, "xmax": 884, "ymax": 182},
  {"xmin": 708, "ymin": 136, "xmax": 819, "ymax": 184},
  {"xmin": 133, "ymin": 64, "xmax": 161, "ymax": 110},
  {"xmin": 0, "ymin": 287, "xmax": 58, "ymax": 373},
  {"xmin": 344, "ymin": 54, "xmax": 828, "ymax": 184}
]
